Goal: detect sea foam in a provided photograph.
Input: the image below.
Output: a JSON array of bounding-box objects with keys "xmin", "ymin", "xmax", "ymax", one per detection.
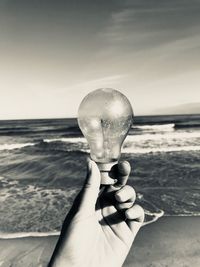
[
  {"xmin": 133, "ymin": 123, "xmax": 175, "ymax": 131},
  {"xmin": 0, "ymin": 143, "xmax": 34, "ymax": 151},
  {"xmin": 0, "ymin": 231, "xmax": 60, "ymax": 239}
]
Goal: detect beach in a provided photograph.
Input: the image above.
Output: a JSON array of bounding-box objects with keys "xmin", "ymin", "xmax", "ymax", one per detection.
[
  {"xmin": 0, "ymin": 216, "xmax": 199, "ymax": 267},
  {"xmin": 124, "ymin": 216, "xmax": 200, "ymax": 267},
  {"xmin": 0, "ymin": 116, "xmax": 199, "ymax": 266}
]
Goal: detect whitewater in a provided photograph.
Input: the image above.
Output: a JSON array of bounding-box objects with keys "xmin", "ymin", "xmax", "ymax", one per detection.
[{"xmin": 0, "ymin": 129, "xmax": 200, "ymax": 154}]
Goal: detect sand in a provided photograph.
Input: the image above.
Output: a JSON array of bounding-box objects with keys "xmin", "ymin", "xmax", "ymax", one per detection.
[
  {"xmin": 124, "ymin": 216, "xmax": 200, "ymax": 267},
  {"xmin": 0, "ymin": 217, "xmax": 199, "ymax": 267}
]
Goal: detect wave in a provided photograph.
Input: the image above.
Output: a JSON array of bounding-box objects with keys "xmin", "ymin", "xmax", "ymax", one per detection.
[
  {"xmin": 175, "ymin": 122, "xmax": 200, "ymax": 128},
  {"xmin": 44, "ymin": 131, "xmax": 200, "ymax": 144},
  {"xmin": 0, "ymin": 176, "xmax": 165, "ymax": 235},
  {"xmin": 0, "ymin": 210, "xmax": 164, "ymax": 239},
  {"xmin": 44, "ymin": 137, "xmax": 85, "ymax": 143},
  {"xmin": 42, "ymin": 133, "xmax": 200, "ymax": 154},
  {"xmin": 122, "ymin": 145, "xmax": 200, "ymax": 154},
  {"xmin": 142, "ymin": 209, "xmax": 164, "ymax": 226},
  {"xmin": 0, "ymin": 143, "xmax": 35, "ymax": 151},
  {"xmin": 133, "ymin": 122, "xmax": 200, "ymax": 131},
  {"xmin": 72, "ymin": 145, "xmax": 200, "ymax": 154},
  {"xmin": 39, "ymin": 138, "xmax": 200, "ymax": 154},
  {"xmin": 127, "ymin": 131, "xmax": 200, "ymax": 141},
  {"xmin": 0, "ymin": 127, "xmax": 28, "ymax": 131},
  {"xmin": 133, "ymin": 123, "xmax": 175, "ymax": 131},
  {"xmin": 0, "ymin": 231, "xmax": 60, "ymax": 239},
  {"xmin": 0, "ymin": 127, "xmax": 81, "ymax": 136},
  {"xmin": 1, "ymin": 135, "xmax": 200, "ymax": 154},
  {"xmin": 4, "ymin": 215, "xmax": 200, "ymax": 239}
]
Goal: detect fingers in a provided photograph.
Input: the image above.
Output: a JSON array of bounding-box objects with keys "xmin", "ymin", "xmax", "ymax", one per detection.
[
  {"xmin": 98, "ymin": 159, "xmax": 144, "ymax": 238},
  {"xmin": 114, "ymin": 184, "xmax": 144, "ymax": 235},
  {"xmin": 102, "ymin": 184, "xmax": 136, "ymax": 214},
  {"xmin": 125, "ymin": 204, "xmax": 145, "ymax": 235},
  {"xmin": 115, "ymin": 185, "xmax": 136, "ymax": 203},
  {"xmin": 115, "ymin": 161, "xmax": 131, "ymax": 187},
  {"xmin": 100, "ymin": 197, "xmax": 134, "ymax": 246},
  {"xmin": 108, "ymin": 161, "xmax": 131, "ymax": 193},
  {"xmin": 125, "ymin": 204, "xmax": 145, "ymax": 223},
  {"xmin": 115, "ymin": 185, "xmax": 136, "ymax": 210}
]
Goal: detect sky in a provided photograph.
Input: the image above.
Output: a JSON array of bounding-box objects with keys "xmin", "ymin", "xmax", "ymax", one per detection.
[{"xmin": 0, "ymin": 0, "xmax": 200, "ymax": 119}]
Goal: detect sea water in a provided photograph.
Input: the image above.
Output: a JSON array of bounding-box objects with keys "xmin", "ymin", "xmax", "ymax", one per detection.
[{"xmin": 0, "ymin": 114, "xmax": 199, "ymax": 237}]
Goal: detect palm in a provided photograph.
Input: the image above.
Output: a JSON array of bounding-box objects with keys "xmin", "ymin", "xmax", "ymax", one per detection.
[{"xmin": 65, "ymin": 190, "xmax": 135, "ymax": 267}]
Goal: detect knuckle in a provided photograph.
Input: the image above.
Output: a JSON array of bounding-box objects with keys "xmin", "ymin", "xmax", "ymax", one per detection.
[
  {"xmin": 124, "ymin": 185, "xmax": 135, "ymax": 193},
  {"xmin": 125, "ymin": 204, "xmax": 145, "ymax": 221},
  {"xmin": 115, "ymin": 191, "xmax": 124, "ymax": 202},
  {"xmin": 124, "ymin": 185, "xmax": 132, "ymax": 191},
  {"xmin": 115, "ymin": 185, "xmax": 136, "ymax": 202},
  {"xmin": 125, "ymin": 208, "xmax": 134, "ymax": 219},
  {"xmin": 124, "ymin": 185, "xmax": 136, "ymax": 199}
]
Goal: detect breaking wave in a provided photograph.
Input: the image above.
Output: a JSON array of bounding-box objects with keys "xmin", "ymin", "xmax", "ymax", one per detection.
[
  {"xmin": 0, "ymin": 143, "xmax": 35, "ymax": 151},
  {"xmin": 0, "ymin": 231, "xmax": 59, "ymax": 239},
  {"xmin": 133, "ymin": 123, "xmax": 175, "ymax": 131},
  {"xmin": 122, "ymin": 145, "xmax": 200, "ymax": 154},
  {"xmin": 0, "ymin": 129, "xmax": 200, "ymax": 154}
]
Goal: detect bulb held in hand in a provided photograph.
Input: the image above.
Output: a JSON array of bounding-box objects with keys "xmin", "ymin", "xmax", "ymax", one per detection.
[{"xmin": 78, "ymin": 88, "xmax": 133, "ymax": 184}]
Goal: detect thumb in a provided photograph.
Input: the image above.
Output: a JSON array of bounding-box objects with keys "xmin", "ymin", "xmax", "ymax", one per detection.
[{"xmin": 80, "ymin": 159, "xmax": 101, "ymax": 212}]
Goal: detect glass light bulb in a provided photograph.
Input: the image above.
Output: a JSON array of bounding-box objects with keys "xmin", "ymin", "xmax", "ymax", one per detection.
[{"xmin": 78, "ymin": 88, "xmax": 133, "ymax": 167}]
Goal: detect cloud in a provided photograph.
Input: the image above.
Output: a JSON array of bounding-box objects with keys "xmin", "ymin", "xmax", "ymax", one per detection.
[
  {"xmin": 70, "ymin": 75, "xmax": 127, "ymax": 93},
  {"xmin": 94, "ymin": 0, "xmax": 200, "ymax": 81},
  {"xmin": 102, "ymin": 1, "xmax": 200, "ymax": 48}
]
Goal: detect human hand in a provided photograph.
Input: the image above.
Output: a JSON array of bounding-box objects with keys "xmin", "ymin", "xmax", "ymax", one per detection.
[{"xmin": 49, "ymin": 159, "xmax": 144, "ymax": 267}]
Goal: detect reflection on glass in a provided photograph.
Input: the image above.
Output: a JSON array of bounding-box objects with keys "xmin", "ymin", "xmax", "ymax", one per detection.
[{"xmin": 78, "ymin": 88, "xmax": 133, "ymax": 163}]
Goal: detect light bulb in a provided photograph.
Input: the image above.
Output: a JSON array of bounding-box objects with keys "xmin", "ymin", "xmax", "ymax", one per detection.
[{"xmin": 78, "ymin": 88, "xmax": 133, "ymax": 184}]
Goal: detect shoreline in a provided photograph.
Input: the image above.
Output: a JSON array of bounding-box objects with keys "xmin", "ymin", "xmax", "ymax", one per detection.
[
  {"xmin": 0, "ymin": 210, "xmax": 165, "ymax": 239},
  {"xmin": 0, "ymin": 216, "xmax": 199, "ymax": 266}
]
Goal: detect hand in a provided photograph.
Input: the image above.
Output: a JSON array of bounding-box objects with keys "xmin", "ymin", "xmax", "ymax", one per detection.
[{"xmin": 49, "ymin": 159, "xmax": 144, "ymax": 267}]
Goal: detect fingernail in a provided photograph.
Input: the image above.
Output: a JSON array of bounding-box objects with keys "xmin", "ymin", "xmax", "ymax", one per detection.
[{"xmin": 118, "ymin": 161, "xmax": 131, "ymax": 175}]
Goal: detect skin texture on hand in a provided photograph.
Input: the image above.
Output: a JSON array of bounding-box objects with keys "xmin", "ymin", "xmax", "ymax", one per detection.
[{"xmin": 48, "ymin": 160, "xmax": 144, "ymax": 267}]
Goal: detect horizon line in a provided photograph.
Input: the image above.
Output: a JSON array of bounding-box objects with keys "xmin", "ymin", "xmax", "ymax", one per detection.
[{"xmin": 0, "ymin": 113, "xmax": 200, "ymax": 121}]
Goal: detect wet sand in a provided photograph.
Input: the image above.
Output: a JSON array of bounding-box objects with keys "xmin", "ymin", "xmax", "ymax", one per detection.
[
  {"xmin": 0, "ymin": 217, "xmax": 199, "ymax": 267},
  {"xmin": 124, "ymin": 216, "xmax": 200, "ymax": 267}
]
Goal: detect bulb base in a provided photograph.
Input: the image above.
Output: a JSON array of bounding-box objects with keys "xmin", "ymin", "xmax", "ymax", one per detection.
[{"xmin": 96, "ymin": 161, "xmax": 118, "ymax": 185}]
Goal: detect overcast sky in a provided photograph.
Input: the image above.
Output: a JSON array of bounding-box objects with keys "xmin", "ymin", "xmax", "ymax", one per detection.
[{"xmin": 0, "ymin": 0, "xmax": 200, "ymax": 119}]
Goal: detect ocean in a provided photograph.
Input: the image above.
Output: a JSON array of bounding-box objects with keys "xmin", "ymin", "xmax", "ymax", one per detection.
[{"xmin": 0, "ymin": 114, "xmax": 200, "ymax": 237}]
